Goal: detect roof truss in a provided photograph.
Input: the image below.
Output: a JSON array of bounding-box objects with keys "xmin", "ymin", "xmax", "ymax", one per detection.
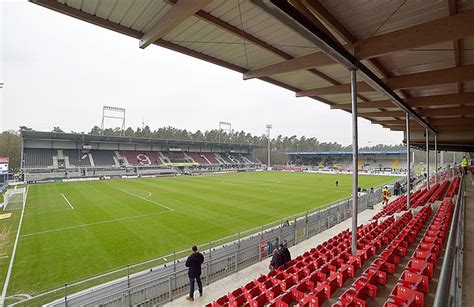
[{"xmin": 139, "ymin": 0, "xmax": 212, "ymax": 49}]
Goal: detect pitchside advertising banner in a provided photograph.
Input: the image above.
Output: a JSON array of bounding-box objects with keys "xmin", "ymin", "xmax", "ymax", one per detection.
[{"xmin": 0, "ymin": 157, "xmax": 8, "ymax": 174}]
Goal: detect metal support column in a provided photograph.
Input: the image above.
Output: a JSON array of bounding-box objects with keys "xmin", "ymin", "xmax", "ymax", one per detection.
[
  {"xmin": 426, "ymin": 129, "xmax": 430, "ymax": 189},
  {"xmin": 406, "ymin": 113, "xmax": 411, "ymax": 209},
  {"xmin": 350, "ymin": 69, "xmax": 358, "ymax": 256},
  {"xmin": 435, "ymin": 134, "xmax": 438, "ymax": 183}
]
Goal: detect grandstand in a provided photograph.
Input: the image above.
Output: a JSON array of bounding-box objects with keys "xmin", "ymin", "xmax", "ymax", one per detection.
[
  {"xmin": 20, "ymin": 130, "xmax": 262, "ymax": 182},
  {"xmin": 285, "ymin": 151, "xmax": 408, "ymax": 173},
  {"xmin": 3, "ymin": 0, "xmax": 473, "ymax": 306}
]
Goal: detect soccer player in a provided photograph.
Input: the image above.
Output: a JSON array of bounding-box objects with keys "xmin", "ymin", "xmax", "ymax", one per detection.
[
  {"xmin": 335, "ymin": 180, "xmax": 339, "ymax": 188},
  {"xmin": 185, "ymin": 246, "xmax": 204, "ymax": 301}
]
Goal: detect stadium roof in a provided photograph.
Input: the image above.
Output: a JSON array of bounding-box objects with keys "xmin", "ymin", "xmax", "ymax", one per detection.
[
  {"xmin": 21, "ymin": 130, "xmax": 261, "ymax": 149},
  {"xmin": 285, "ymin": 151, "xmax": 406, "ymax": 156},
  {"xmin": 30, "ymin": 0, "xmax": 474, "ymax": 151}
]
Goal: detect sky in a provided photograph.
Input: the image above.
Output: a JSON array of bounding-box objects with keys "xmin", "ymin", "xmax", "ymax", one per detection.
[{"xmin": 0, "ymin": 0, "xmax": 403, "ymax": 146}]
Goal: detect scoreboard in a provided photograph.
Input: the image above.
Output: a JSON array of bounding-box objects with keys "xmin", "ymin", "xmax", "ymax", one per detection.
[{"xmin": 0, "ymin": 157, "xmax": 9, "ymax": 174}]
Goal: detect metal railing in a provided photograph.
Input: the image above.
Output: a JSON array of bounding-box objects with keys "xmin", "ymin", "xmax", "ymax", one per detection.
[
  {"xmin": 26, "ymin": 190, "xmax": 386, "ymax": 306},
  {"xmin": 433, "ymin": 174, "xmax": 465, "ymax": 307}
]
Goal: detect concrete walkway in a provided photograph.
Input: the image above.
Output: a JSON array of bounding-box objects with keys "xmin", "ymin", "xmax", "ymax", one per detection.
[
  {"xmin": 165, "ymin": 198, "xmax": 395, "ymax": 306},
  {"xmin": 462, "ymin": 173, "xmax": 473, "ymax": 306}
]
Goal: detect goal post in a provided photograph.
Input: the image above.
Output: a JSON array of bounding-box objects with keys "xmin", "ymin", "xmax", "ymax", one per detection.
[{"xmin": 2, "ymin": 187, "xmax": 26, "ymax": 211}]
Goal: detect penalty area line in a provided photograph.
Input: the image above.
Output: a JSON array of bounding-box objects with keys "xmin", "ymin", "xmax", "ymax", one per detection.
[
  {"xmin": 20, "ymin": 210, "xmax": 172, "ymax": 238},
  {"xmin": 108, "ymin": 185, "xmax": 175, "ymax": 212},
  {"xmin": 61, "ymin": 193, "xmax": 74, "ymax": 209}
]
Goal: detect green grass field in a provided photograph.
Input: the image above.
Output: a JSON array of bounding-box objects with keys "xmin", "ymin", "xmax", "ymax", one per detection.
[{"xmin": 1, "ymin": 171, "xmax": 396, "ymax": 299}]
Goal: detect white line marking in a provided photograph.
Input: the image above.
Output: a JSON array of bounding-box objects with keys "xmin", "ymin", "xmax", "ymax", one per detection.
[
  {"xmin": 20, "ymin": 210, "xmax": 172, "ymax": 238},
  {"xmin": 108, "ymin": 185, "xmax": 175, "ymax": 212},
  {"xmin": 1, "ymin": 185, "xmax": 28, "ymax": 305},
  {"xmin": 61, "ymin": 193, "xmax": 74, "ymax": 209}
]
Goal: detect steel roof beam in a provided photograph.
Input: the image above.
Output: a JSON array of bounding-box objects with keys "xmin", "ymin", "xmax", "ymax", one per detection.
[
  {"xmin": 243, "ymin": 51, "xmax": 335, "ymax": 79},
  {"xmin": 333, "ymin": 92, "xmax": 474, "ymax": 110},
  {"xmin": 376, "ymin": 118, "xmax": 474, "ymax": 126},
  {"xmin": 297, "ymin": 81, "xmax": 373, "ymax": 96},
  {"xmin": 354, "ymin": 9, "xmax": 474, "ymax": 59},
  {"xmin": 139, "ymin": 0, "xmax": 211, "ymax": 49},
  {"xmin": 244, "ymin": 6, "xmax": 474, "ymax": 79},
  {"xmin": 298, "ymin": 64, "xmax": 474, "ymax": 96},
  {"xmin": 264, "ymin": 0, "xmax": 435, "ymax": 132}
]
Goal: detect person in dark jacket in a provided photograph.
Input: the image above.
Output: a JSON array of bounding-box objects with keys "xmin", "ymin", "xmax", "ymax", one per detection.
[
  {"xmin": 185, "ymin": 246, "xmax": 204, "ymax": 301},
  {"xmin": 279, "ymin": 244, "xmax": 291, "ymax": 264},
  {"xmin": 269, "ymin": 249, "xmax": 283, "ymax": 271}
]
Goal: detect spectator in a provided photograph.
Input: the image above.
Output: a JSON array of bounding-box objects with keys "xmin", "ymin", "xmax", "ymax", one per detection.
[
  {"xmin": 269, "ymin": 249, "xmax": 283, "ymax": 271},
  {"xmin": 462, "ymin": 156, "xmax": 469, "ymax": 174},
  {"xmin": 185, "ymin": 246, "xmax": 204, "ymax": 301},
  {"xmin": 265, "ymin": 241, "xmax": 273, "ymax": 257},
  {"xmin": 382, "ymin": 186, "xmax": 391, "ymax": 205},
  {"xmin": 394, "ymin": 182, "xmax": 401, "ymax": 196},
  {"xmin": 279, "ymin": 244, "xmax": 291, "ymax": 264}
]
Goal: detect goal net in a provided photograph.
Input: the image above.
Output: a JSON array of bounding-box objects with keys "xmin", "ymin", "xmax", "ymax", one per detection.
[{"xmin": 2, "ymin": 187, "xmax": 26, "ymax": 211}]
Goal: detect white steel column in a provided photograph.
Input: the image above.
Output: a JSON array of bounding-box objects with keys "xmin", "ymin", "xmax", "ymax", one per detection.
[
  {"xmin": 406, "ymin": 113, "xmax": 411, "ymax": 209},
  {"xmin": 266, "ymin": 124, "xmax": 272, "ymax": 169},
  {"xmin": 426, "ymin": 129, "xmax": 430, "ymax": 189},
  {"xmin": 350, "ymin": 69, "xmax": 358, "ymax": 256},
  {"xmin": 435, "ymin": 134, "xmax": 438, "ymax": 183}
]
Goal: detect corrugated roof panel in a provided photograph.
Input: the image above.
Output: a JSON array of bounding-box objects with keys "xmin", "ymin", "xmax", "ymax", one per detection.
[
  {"xmin": 458, "ymin": 0, "xmax": 474, "ymax": 11},
  {"xmin": 107, "ymin": 0, "xmax": 135, "ymax": 25},
  {"xmin": 165, "ymin": 15, "xmax": 283, "ymax": 70},
  {"xmin": 462, "ymin": 37, "xmax": 474, "ymax": 65},
  {"xmin": 360, "ymin": 92, "xmax": 388, "ymax": 102},
  {"xmin": 376, "ymin": 42, "xmax": 454, "ymax": 76},
  {"xmin": 79, "ymin": 0, "xmax": 98, "ymax": 15},
  {"xmin": 205, "ymin": 0, "xmax": 319, "ymax": 57},
  {"xmin": 407, "ymin": 83, "xmax": 458, "ymax": 97},
  {"xmin": 118, "ymin": 0, "xmax": 152, "ymax": 29},
  {"xmin": 318, "ymin": 93, "xmax": 363, "ymax": 104},
  {"xmin": 271, "ymin": 70, "xmax": 333, "ymax": 91},
  {"xmin": 316, "ymin": 65, "xmax": 351, "ymax": 84},
  {"xmin": 320, "ymin": 0, "xmax": 448, "ymax": 40},
  {"xmin": 94, "ymin": 0, "xmax": 117, "ymax": 20},
  {"xmin": 135, "ymin": 1, "xmax": 171, "ymax": 33},
  {"xmin": 462, "ymin": 81, "xmax": 474, "ymax": 92},
  {"xmin": 65, "ymin": 0, "xmax": 82, "ymax": 10}
]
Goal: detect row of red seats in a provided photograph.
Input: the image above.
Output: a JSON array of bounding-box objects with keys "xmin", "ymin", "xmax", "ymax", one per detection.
[
  {"xmin": 428, "ymin": 179, "xmax": 450, "ymax": 203},
  {"xmin": 333, "ymin": 207, "xmax": 432, "ymax": 307},
  {"xmin": 371, "ymin": 196, "xmax": 407, "ymax": 220},
  {"xmin": 446, "ymin": 176, "xmax": 461, "ymax": 198},
  {"xmin": 411, "ymin": 183, "xmax": 440, "ymax": 208},
  {"xmin": 206, "ymin": 217, "xmax": 407, "ymax": 306},
  {"xmin": 384, "ymin": 197, "xmax": 454, "ymax": 306},
  {"xmin": 372, "ymin": 188, "xmax": 427, "ymax": 220}
]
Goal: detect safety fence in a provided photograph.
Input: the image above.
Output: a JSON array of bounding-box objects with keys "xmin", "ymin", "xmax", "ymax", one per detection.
[{"xmin": 40, "ymin": 189, "xmax": 385, "ymax": 306}]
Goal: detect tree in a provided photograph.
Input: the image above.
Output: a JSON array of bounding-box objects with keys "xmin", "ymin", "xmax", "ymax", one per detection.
[
  {"xmin": 52, "ymin": 126, "xmax": 64, "ymax": 133},
  {"xmin": 19, "ymin": 126, "xmax": 32, "ymax": 131},
  {"xmin": 89, "ymin": 126, "xmax": 101, "ymax": 135},
  {"xmin": 0, "ymin": 131, "xmax": 21, "ymax": 170}
]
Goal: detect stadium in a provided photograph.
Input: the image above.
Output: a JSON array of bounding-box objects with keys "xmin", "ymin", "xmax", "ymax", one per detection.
[{"xmin": 1, "ymin": 1, "xmax": 473, "ymax": 307}]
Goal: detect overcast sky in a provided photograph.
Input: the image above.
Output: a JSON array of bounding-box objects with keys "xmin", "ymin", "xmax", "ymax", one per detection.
[{"xmin": 1, "ymin": 0, "xmax": 403, "ymax": 146}]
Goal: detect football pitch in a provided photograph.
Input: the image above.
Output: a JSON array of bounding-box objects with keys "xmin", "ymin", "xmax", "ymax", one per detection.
[{"xmin": 1, "ymin": 171, "xmax": 396, "ymax": 300}]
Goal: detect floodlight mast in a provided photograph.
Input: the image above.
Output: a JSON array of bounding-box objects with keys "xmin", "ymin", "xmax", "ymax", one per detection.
[
  {"xmin": 266, "ymin": 124, "xmax": 272, "ymax": 170},
  {"xmin": 101, "ymin": 106, "xmax": 126, "ymax": 136},
  {"xmin": 218, "ymin": 122, "xmax": 232, "ymax": 143}
]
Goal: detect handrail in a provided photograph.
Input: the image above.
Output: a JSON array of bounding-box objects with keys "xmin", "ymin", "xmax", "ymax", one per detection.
[{"xmin": 433, "ymin": 173, "xmax": 464, "ymax": 306}]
